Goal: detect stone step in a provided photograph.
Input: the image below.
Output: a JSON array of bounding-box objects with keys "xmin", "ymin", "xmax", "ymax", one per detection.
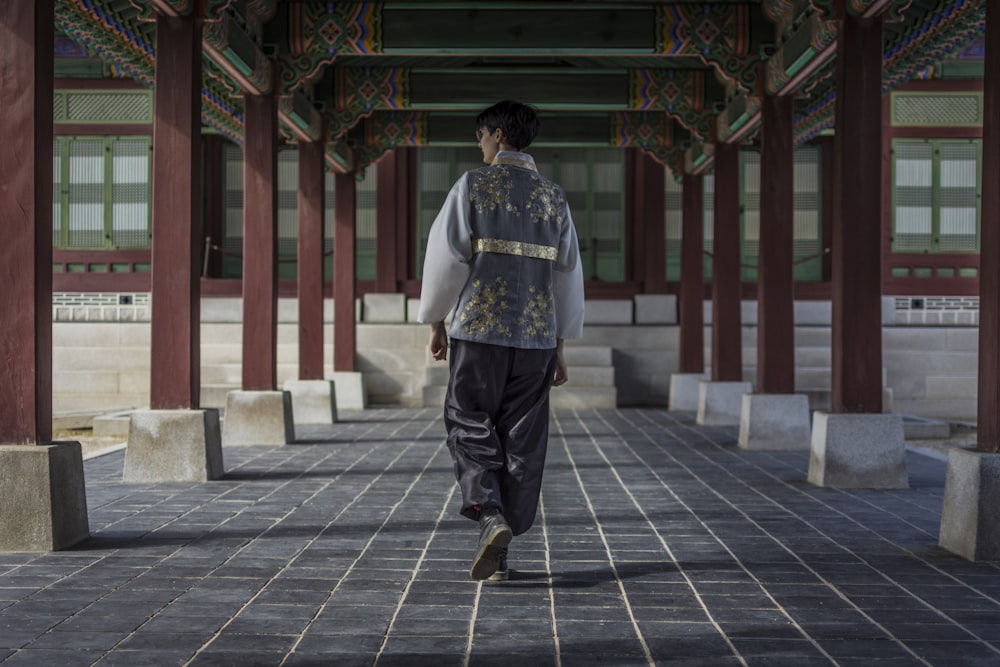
[{"xmin": 563, "ymin": 345, "xmax": 613, "ymax": 366}]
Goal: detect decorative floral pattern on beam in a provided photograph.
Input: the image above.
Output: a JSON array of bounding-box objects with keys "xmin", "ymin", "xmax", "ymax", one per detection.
[
  {"xmin": 655, "ymin": 4, "xmax": 758, "ymax": 93},
  {"xmin": 327, "ymin": 68, "xmax": 409, "ymax": 143},
  {"xmin": 203, "ymin": 13, "xmax": 274, "ymax": 93},
  {"xmin": 883, "ymin": 0, "xmax": 985, "ymax": 91},
  {"xmin": 765, "ymin": 13, "xmax": 837, "ymax": 94},
  {"xmin": 611, "ymin": 111, "xmax": 683, "ymax": 175},
  {"xmin": 354, "ymin": 111, "xmax": 428, "ymax": 177},
  {"xmin": 290, "ymin": 2, "xmax": 383, "ymax": 56},
  {"xmin": 630, "ymin": 69, "xmax": 712, "ymax": 142},
  {"xmin": 57, "ymin": 0, "xmax": 155, "ymax": 86},
  {"xmin": 763, "ymin": 0, "xmax": 796, "ymax": 40}
]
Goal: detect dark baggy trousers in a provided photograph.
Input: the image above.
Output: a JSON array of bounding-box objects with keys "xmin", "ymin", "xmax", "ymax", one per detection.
[{"xmin": 444, "ymin": 339, "xmax": 558, "ymax": 536}]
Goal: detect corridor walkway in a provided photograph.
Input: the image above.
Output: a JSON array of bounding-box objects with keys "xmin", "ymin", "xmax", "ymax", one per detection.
[{"xmin": 1, "ymin": 408, "xmax": 998, "ymax": 666}]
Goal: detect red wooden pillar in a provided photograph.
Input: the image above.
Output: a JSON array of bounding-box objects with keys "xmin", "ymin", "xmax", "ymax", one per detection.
[
  {"xmin": 642, "ymin": 153, "xmax": 667, "ymax": 294},
  {"xmin": 0, "ymin": 0, "xmax": 54, "ymax": 444},
  {"xmin": 679, "ymin": 173, "xmax": 705, "ymax": 373},
  {"xmin": 831, "ymin": 11, "xmax": 884, "ymax": 413},
  {"xmin": 711, "ymin": 142, "xmax": 743, "ymax": 381},
  {"xmin": 202, "ymin": 135, "xmax": 225, "ymax": 279},
  {"xmin": 242, "ymin": 92, "xmax": 279, "ymax": 390},
  {"xmin": 757, "ymin": 93, "xmax": 795, "ymax": 394},
  {"xmin": 977, "ymin": 1, "xmax": 1000, "ymax": 453},
  {"xmin": 396, "ymin": 148, "xmax": 416, "ymax": 283},
  {"xmin": 376, "ymin": 150, "xmax": 399, "ymax": 292},
  {"xmin": 298, "ymin": 139, "xmax": 326, "ymax": 380},
  {"xmin": 149, "ymin": 12, "xmax": 202, "ymax": 409},
  {"xmin": 334, "ymin": 172, "xmax": 357, "ymax": 372},
  {"xmin": 819, "ymin": 137, "xmax": 834, "ymax": 282}
]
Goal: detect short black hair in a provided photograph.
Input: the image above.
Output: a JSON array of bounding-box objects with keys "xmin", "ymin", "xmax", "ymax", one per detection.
[{"xmin": 476, "ymin": 100, "xmax": 541, "ymax": 151}]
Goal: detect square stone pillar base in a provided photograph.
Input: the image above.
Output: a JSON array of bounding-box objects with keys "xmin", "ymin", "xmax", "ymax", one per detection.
[
  {"xmin": 222, "ymin": 390, "xmax": 294, "ymax": 446},
  {"xmin": 124, "ymin": 409, "xmax": 224, "ymax": 483},
  {"xmin": 283, "ymin": 379, "xmax": 338, "ymax": 424},
  {"xmin": 738, "ymin": 394, "xmax": 811, "ymax": 451},
  {"xmin": 0, "ymin": 443, "xmax": 89, "ymax": 551},
  {"xmin": 697, "ymin": 381, "xmax": 753, "ymax": 426},
  {"xmin": 939, "ymin": 448, "xmax": 1000, "ymax": 561},
  {"xmin": 808, "ymin": 412, "xmax": 907, "ymax": 488},
  {"xmin": 330, "ymin": 372, "xmax": 366, "ymax": 411},
  {"xmin": 668, "ymin": 373, "xmax": 707, "ymax": 412}
]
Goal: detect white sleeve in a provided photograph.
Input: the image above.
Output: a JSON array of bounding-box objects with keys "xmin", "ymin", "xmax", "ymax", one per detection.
[
  {"xmin": 554, "ymin": 205, "xmax": 585, "ymax": 340},
  {"xmin": 417, "ymin": 176, "xmax": 473, "ymax": 324}
]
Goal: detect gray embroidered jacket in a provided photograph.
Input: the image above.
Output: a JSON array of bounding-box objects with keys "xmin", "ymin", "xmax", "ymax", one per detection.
[{"xmin": 418, "ymin": 151, "xmax": 585, "ymax": 349}]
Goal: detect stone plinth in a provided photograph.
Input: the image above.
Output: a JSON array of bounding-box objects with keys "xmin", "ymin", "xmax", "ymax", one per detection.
[
  {"xmin": 939, "ymin": 447, "xmax": 1000, "ymax": 561},
  {"xmin": 124, "ymin": 409, "xmax": 224, "ymax": 482},
  {"xmin": 808, "ymin": 412, "xmax": 907, "ymax": 488},
  {"xmin": 283, "ymin": 379, "xmax": 337, "ymax": 424},
  {"xmin": 697, "ymin": 381, "xmax": 753, "ymax": 426},
  {"xmin": 738, "ymin": 394, "xmax": 811, "ymax": 450},
  {"xmin": 634, "ymin": 295, "xmax": 677, "ymax": 324},
  {"xmin": 222, "ymin": 391, "xmax": 294, "ymax": 446},
  {"xmin": 0, "ymin": 443, "xmax": 89, "ymax": 551},
  {"xmin": 363, "ymin": 293, "xmax": 406, "ymax": 323},
  {"xmin": 668, "ymin": 373, "xmax": 708, "ymax": 412},
  {"xmin": 331, "ymin": 372, "xmax": 367, "ymax": 411}
]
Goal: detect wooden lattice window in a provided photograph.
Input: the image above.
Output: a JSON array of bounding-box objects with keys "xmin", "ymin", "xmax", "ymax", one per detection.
[
  {"xmin": 892, "ymin": 139, "xmax": 981, "ymax": 254},
  {"xmin": 53, "ymin": 136, "xmax": 151, "ymax": 250}
]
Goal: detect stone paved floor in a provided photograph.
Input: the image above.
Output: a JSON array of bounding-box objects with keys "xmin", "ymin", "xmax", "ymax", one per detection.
[{"xmin": 2, "ymin": 407, "xmax": 999, "ymax": 666}]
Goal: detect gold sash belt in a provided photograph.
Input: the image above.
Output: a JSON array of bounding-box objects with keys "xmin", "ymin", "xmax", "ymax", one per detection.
[{"xmin": 472, "ymin": 238, "xmax": 557, "ymax": 261}]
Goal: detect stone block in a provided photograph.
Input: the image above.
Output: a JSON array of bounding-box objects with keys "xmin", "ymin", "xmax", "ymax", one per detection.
[
  {"xmin": 93, "ymin": 412, "xmax": 131, "ymax": 438},
  {"xmin": 331, "ymin": 371, "xmax": 367, "ymax": 410},
  {"xmin": 283, "ymin": 379, "xmax": 338, "ymax": 424},
  {"xmin": 634, "ymin": 295, "xmax": 677, "ymax": 324},
  {"xmin": 407, "ymin": 298, "xmax": 422, "ymax": 323},
  {"xmin": 697, "ymin": 381, "xmax": 753, "ymax": 426},
  {"xmin": 794, "ymin": 301, "xmax": 831, "ymax": 325},
  {"xmin": 939, "ymin": 448, "xmax": 1000, "ymax": 561},
  {"xmin": 585, "ymin": 300, "xmax": 633, "ymax": 324},
  {"xmin": 669, "ymin": 373, "xmax": 708, "ymax": 412},
  {"xmin": 222, "ymin": 391, "xmax": 294, "ymax": 446},
  {"xmin": 0, "ymin": 443, "xmax": 90, "ymax": 551},
  {"xmin": 363, "ymin": 293, "xmax": 407, "ymax": 323},
  {"xmin": 808, "ymin": 412, "xmax": 908, "ymax": 488},
  {"xmin": 124, "ymin": 409, "xmax": 224, "ymax": 482},
  {"xmin": 738, "ymin": 393, "xmax": 811, "ymax": 450}
]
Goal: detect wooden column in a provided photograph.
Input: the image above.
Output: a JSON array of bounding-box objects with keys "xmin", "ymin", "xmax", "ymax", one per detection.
[
  {"xmin": 298, "ymin": 140, "xmax": 326, "ymax": 380},
  {"xmin": 376, "ymin": 150, "xmax": 398, "ymax": 292},
  {"xmin": 0, "ymin": 0, "xmax": 54, "ymax": 444},
  {"xmin": 831, "ymin": 12, "xmax": 884, "ymax": 413},
  {"xmin": 396, "ymin": 148, "xmax": 416, "ymax": 283},
  {"xmin": 711, "ymin": 142, "xmax": 743, "ymax": 381},
  {"xmin": 202, "ymin": 135, "xmax": 225, "ymax": 279},
  {"xmin": 757, "ymin": 93, "xmax": 795, "ymax": 394},
  {"xmin": 643, "ymin": 154, "xmax": 667, "ymax": 293},
  {"xmin": 977, "ymin": 1, "xmax": 1000, "ymax": 453},
  {"xmin": 242, "ymin": 92, "xmax": 279, "ymax": 390},
  {"xmin": 334, "ymin": 172, "xmax": 357, "ymax": 372},
  {"xmin": 819, "ymin": 137, "xmax": 834, "ymax": 282},
  {"xmin": 679, "ymin": 173, "xmax": 705, "ymax": 373},
  {"xmin": 149, "ymin": 13, "xmax": 202, "ymax": 409}
]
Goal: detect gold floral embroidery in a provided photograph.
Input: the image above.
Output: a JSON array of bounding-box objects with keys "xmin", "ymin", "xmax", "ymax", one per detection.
[
  {"xmin": 469, "ymin": 168, "xmax": 518, "ymax": 217},
  {"xmin": 525, "ymin": 175, "xmax": 566, "ymax": 226},
  {"xmin": 518, "ymin": 286, "xmax": 554, "ymax": 341},
  {"xmin": 460, "ymin": 277, "xmax": 513, "ymax": 339}
]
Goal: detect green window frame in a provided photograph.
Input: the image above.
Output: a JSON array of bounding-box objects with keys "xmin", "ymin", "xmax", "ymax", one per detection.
[
  {"xmin": 53, "ymin": 135, "xmax": 152, "ymax": 249},
  {"xmin": 892, "ymin": 138, "xmax": 981, "ymax": 254}
]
